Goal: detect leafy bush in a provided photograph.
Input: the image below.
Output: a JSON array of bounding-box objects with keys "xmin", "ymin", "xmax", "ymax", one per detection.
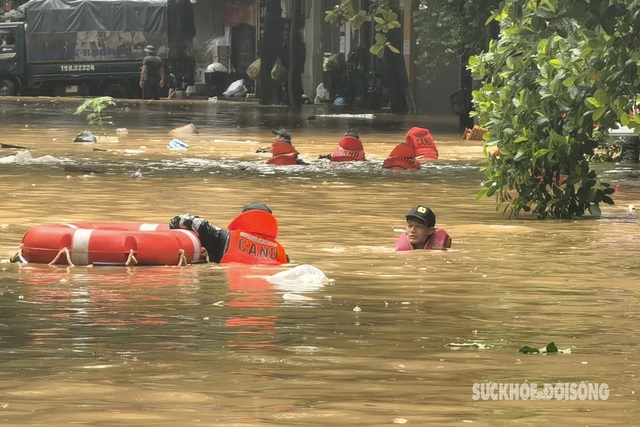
[
  {"xmin": 468, "ymin": 0, "xmax": 640, "ymax": 219},
  {"xmin": 73, "ymin": 96, "xmax": 116, "ymax": 134}
]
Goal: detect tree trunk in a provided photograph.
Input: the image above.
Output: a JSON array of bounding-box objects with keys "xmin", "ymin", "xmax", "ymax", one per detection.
[
  {"xmin": 459, "ymin": 51, "xmax": 475, "ymax": 131},
  {"xmin": 382, "ymin": 26, "xmax": 409, "ymax": 114},
  {"xmin": 259, "ymin": 0, "xmax": 283, "ymax": 105},
  {"xmin": 288, "ymin": 0, "xmax": 302, "ymax": 110}
]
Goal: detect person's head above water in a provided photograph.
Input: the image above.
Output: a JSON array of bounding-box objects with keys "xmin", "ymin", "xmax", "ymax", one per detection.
[
  {"xmin": 242, "ymin": 202, "xmax": 272, "ymax": 214},
  {"xmin": 271, "ymin": 128, "xmax": 291, "ymax": 143},
  {"xmin": 405, "ymin": 205, "xmax": 436, "ymax": 248},
  {"xmin": 344, "ymin": 129, "xmax": 359, "ymax": 139},
  {"xmin": 406, "ymin": 205, "xmax": 435, "ymax": 227}
]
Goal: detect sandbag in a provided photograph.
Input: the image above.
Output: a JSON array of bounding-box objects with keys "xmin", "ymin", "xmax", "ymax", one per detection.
[
  {"xmin": 223, "ymin": 79, "xmax": 247, "ymax": 97},
  {"xmin": 247, "ymin": 58, "xmax": 261, "ymax": 80}
]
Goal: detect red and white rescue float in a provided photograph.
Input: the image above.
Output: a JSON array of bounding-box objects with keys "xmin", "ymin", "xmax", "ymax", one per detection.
[{"xmin": 13, "ymin": 222, "xmax": 205, "ymax": 267}]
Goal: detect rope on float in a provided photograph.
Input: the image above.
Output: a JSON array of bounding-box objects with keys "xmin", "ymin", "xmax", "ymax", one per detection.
[
  {"xmin": 49, "ymin": 247, "xmax": 75, "ymax": 267},
  {"xmin": 201, "ymin": 247, "xmax": 210, "ymax": 263},
  {"xmin": 9, "ymin": 244, "xmax": 24, "ymax": 263},
  {"xmin": 177, "ymin": 249, "xmax": 188, "ymax": 266},
  {"xmin": 125, "ymin": 249, "xmax": 138, "ymax": 266}
]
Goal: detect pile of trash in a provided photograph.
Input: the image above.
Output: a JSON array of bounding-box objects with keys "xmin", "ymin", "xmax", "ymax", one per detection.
[{"xmin": 0, "ymin": 150, "xmax": 62, "ymax": 165}]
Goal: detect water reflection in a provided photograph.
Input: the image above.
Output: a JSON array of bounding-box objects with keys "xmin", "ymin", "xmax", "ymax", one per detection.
[{"xmin": 0, "ymin": 98, "xmax": 640, "ymax": 425}]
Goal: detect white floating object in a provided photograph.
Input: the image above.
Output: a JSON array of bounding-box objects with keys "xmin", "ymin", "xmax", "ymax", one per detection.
[
  {"xmin": 353, "ymin": 305, "xmax": 361, "ymax": 312},
  {"xmin": 282, "ymin": 293, "xmax": 313, "ymax": 301},
  {"xmin": 267, "ymin": 264, "xmax": 329, "ymax": 292}
]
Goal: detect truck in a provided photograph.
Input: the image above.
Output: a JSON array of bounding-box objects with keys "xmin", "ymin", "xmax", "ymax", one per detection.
[{"xmin": 0, "ymin": 0, "xmax": 195, "ymax": 98}]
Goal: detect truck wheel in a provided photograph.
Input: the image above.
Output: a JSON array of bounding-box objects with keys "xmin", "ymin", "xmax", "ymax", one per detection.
[
  {"xmin": 0, "ymin": 79, "xmax": 17, "ymax": 96},
  {"xmin": 103, "ymin": 83, "xmax": 129, "ymax": 99}
]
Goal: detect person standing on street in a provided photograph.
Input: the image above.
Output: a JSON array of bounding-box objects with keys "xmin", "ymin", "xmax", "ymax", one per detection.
[{"xmin": 139, "ymin": 45, "xmax": 164, "ymax": 100}]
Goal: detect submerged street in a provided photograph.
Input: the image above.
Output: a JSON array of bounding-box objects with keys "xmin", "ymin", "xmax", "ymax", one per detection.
[{"xmin": 0, "ymin": 97, "xmax": 639, "ymax": 425}]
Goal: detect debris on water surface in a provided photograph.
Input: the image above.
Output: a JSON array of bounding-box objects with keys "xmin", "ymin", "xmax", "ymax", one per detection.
[
  {"xmin": 518, "ymin": 341, "xmax": 571, "ymax": 354},
  {"xmin": 448, "ymin": 342, "xmax": 488, "ymax": 350}
]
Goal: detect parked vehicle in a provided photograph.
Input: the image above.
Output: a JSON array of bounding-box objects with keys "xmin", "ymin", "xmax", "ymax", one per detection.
[{"xmin": 0, "ymin": 0, "xmax": 195, "ymax": 98}]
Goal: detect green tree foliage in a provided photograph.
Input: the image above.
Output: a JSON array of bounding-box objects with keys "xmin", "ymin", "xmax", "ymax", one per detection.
[
  {"xmin": 325, "ymin": 0, "xmax": 401, "ymax": 58},
  {"xmin": 73, "ymin": 96, "xmax": 115, "ymax": 134},
  {"xmin": 413, "ymin": 0, "xmax": 499, "ymax": 83},
  {"xmin": 325, "ymin": 0, "xmax": 408, "ymax": 112},
  {"xmin": 467, "ymin": 0, "xmax": 640, "ymax": 219}
]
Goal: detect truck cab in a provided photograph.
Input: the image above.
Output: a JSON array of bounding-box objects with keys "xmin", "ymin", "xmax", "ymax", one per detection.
[
  {"xmin": 0, "ymin": 23, "xmax": 24, "ymax": 96},
  {"xmin": 0, "ymin": 0, "xmax": 195, "ymax": 99}
]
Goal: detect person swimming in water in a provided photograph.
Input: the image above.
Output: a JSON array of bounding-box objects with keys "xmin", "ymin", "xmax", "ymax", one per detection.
[
  {"xmin": 319, "ymin": 129, "xmax": 366, "ymax": 162},
  {"xmin": 257, "ymin": 128, "xmax": 307, "ymax": 165},
  {"xmin": 169, "ymin": 202, "xmax": 289, "ymax": 264},
  {"xmin": 395, "ymin": 205, "xmax": 451, "ymax": 251}
]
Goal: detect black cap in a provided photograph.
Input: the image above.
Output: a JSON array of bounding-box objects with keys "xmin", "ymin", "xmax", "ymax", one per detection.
[
  {"xmin": 242, "ymin": 202, "xmax": 272, "ymax": 214},
  {"xmin": 406, "ymin": 205, "xmax": 436, "ymax": 227},
  {"xmin": 271, "ymin": 128, "xmax": 291, "ymax": 143},
  {"xmin": 345, "ymin": 129, "xmax": 359, "ymax": 138}
]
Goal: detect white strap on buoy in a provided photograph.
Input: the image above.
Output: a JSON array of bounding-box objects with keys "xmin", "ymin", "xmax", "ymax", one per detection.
[
  {"xmin": 139, "ymin": 223, "xmax": 159, "ymax": 231},
  {"xmin": 49, "ymin": 247, "xmax": 75, "ymax": 267}
]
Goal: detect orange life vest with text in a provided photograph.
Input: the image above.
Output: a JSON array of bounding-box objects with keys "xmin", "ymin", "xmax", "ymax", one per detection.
[
  {"xmin": 220, "ymin": 210, "xmax": 288, "ymax": 265},
  {"xmin": 405, "ymin": 127, "xmax": 439, "ymax": 160},
  {"xmin": 220, "ymin": 230, "xmax": 288, "ymax": 264},
  {"xmin": 383, "ymin": 143, "xmax": 420, "ymax": 170},
  {"xmin": 395, "ymin": 229, "xmax": 451, "ymax": 251},
  {"xmin": 331, "ymin": 136, "xmax": 365, "ymax": 162}
]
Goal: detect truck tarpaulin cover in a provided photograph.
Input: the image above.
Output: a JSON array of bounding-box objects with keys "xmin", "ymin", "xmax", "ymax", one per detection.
[{"xmin": 22, "ymin": 0, "xmax": 176, "ymax": 63}]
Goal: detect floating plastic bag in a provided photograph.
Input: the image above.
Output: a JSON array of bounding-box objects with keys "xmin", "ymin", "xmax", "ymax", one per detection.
[
  {"xmin": 168, "ymin": 138, "xmax": 189, "ymax": 150},
  {"xmin": 74, "ymin": 130, "xmax": 97, "ymax": 143},
  {"xmin": 314, "ymin": 83, "xmax": 330, "ymax": 104},
  {"xmin": 1, "ymin": 150, "xmax": 63, "ymax": 165},
  {"xmin": 267, "ymin": 264, "xmax": 329, "ymax": 293},
  {"xmin": 0, "ymin": 153, "xmax": 16, "ymax": 164},
  {"xmin": 13, "ymin": 150, "xmax": 32, "ymax": 164}
]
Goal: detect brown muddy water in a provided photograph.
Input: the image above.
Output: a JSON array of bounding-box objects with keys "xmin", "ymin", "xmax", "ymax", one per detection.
[{"xmin": 0, "ymin": 97, "xmax": 639, "ymax": 426}]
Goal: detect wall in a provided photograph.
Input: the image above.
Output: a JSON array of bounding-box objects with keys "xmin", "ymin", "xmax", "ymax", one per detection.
[{"xmin": 415, "ymin": 58, "xmax": 461, "ymax": 115}]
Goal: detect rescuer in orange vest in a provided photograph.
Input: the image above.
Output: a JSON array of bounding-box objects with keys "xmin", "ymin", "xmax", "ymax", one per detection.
[{"xmin": 169, "ymin": 202, "xmax": 289, "ymax": 265}]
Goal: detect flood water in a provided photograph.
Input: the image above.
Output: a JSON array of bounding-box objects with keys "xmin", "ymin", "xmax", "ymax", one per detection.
[{"xmin": 1, "ymin": 97, "xmax": 639, "ymax": 426}]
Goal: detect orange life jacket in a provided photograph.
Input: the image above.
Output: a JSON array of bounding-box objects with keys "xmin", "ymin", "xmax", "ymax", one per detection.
[
  {"xmin": 405, "ymin": 127, "xmax": 439, "ymax": 160},
  {"xmin": 267, "ymin": 141, "xmax": 299, "ymax": 165},
  {"xmin": 383, "ymin": 143, "xmax": 420, "ymax": 170},
  {"xmin": 331, "ymin": 136, "xmax": 365, "ymax": 162},
  {"xmin": 220, "ymin": 210, "xmax": 288, "ymax": 265},
  {"xmin": 220, "ymin": 230, "xmax": 288, "ymax": 264},
  {"xmin": 395, "ymin": 229, "xmax": 451, "ymax": 251},
  {"xmin": 266, "ymin": 153, "xmax": 298, "ymax": 165}
]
